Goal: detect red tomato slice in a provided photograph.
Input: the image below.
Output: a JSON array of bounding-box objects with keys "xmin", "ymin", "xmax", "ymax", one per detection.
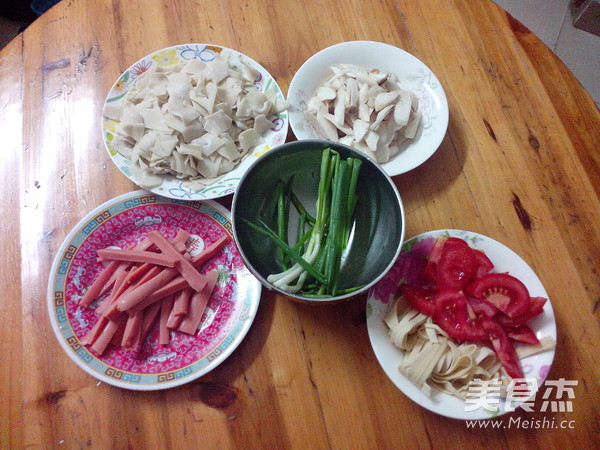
[
  {"xmin": 400, "ymin": 284, "xmax": 436, "ymax": 316},
  {"xmin": 466, "ymin": 273, "xmax": 531, "ymax": 318},
  {"xmin": 496, "ymin": 296, "xmax": 547, "ymax": 328},
  {"xmin": 473, "ymin": 249, "xmax": 494, "ymax": 278},
  {"xmin": 467, "ymin": 295, "xmax": 499, "ymax": 318},
  {"xmin": 433, "ymin": 290, "xmax": 487, "ymax": 341},
  {"xmin": 436, "ymin": 238, "xmax": 478, "ymax": 289},
  {"xmin": 507, "ymin": 325, "xmax": 541, "ymax": 345},
  {"xmin": 481, "ymin": 319, "xmax": 524, "ymax": 379},
  {"xmin": 421, "ymin": 237, "xmax": 447, "ymax": 283}
]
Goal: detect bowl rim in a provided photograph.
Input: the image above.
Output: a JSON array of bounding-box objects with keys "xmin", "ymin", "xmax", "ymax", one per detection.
[{"xmin": 232, "ymin": 138, "xmax": 406, "ymax": 302}]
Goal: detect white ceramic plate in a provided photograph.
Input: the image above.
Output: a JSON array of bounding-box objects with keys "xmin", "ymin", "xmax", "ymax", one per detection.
[
  {"xmin": 101, "ymin": 44, "xmax": 289, "ymax": 200},
  {"xmin": 287, "ymin": 41, "xmax": 449, "ymax": 176},
  {"xmin": 366, "ymin": 229, "xmax": 556, "ymax": 420},
  {"xmin": 47, "ymin": 190, "xmax": 261, "ymax": 390}
]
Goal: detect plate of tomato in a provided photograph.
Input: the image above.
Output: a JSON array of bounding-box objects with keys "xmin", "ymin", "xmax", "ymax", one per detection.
[{"xmin": 366, "ymin": 229, "xmax": 557, "ymax": 420}]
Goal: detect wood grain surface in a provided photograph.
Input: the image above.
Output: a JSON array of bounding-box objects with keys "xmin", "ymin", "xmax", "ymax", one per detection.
[{"xmin": 1, "ymin": 0, "xmax": 598, "ymax": 448}]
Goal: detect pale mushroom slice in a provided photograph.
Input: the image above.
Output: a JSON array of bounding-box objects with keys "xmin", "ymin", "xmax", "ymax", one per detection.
[
  {"xmin": 305, "ymin": 62, "xmax": 421, "ymax": 163},
  {"xmin": 352, "ymin": 119, "xmax": 370, "ymax": 143},
  {"xmin": 374, "ymin": 91, "xmax": 399, "ymax": 111},
  {"xmin": 317, "ymin": 86, "xmax": 337, "ymax": 102},
  {"xmin": 393, "ymin": 93, "xmax": 412, "ymax": 128},
  {"xmin": 304, "ymin": 111, "xmax": 334, "ymax": 141},
  {"xmin": 402, "ymin": 110, "xmax": 422, "ymax": 140}
]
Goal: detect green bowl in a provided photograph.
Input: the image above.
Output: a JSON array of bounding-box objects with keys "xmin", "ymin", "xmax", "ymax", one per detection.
[{"xmin": 232, "ymin": 139, "xmax": 405, "ymax": 302}]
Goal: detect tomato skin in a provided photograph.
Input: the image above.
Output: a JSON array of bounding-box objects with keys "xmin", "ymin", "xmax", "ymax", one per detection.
[
  {"xmin": 507, "ymin": 325, "xmax": 541, "ymax": 345},
  {"xmin": 496, "ymin": 296, "xmax": 547, "ymax": 328},
  {"xmin": 433, "ymin": 291, "xmax": 487, "ymax": 341},
  {"xmin": 481, "ymin": 319, "xmax": 525, "ymax": 379},
  {"xmin": 436, "ymin": 238, "xmax": 478, "ymax": 289},
  {"xmin": 400, "ymin": 284, "xmax": 436, "ymax": 316},
  {"xmin": 473, "ymin": 249, "xmax": 494, "ymax": 278},
  {"xmin": 466, "ymin": 272, "xmax": 531, "ymax": 318},
  {"xmin": 421, "ymin": 237, "xmax": 447, "ymax": 283}
]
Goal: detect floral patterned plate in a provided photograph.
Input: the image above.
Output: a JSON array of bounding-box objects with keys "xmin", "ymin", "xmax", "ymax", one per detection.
[
  {"xmin": 47, "ymin": 190, "xmax": 261, "ymax": 390},
  {"xmin": 366, "ymin": 229, "xmax": 556, "ymax": 420},
  {"xmin": 287, "ymin": 41, "xmax": 448, "ymax": 176},
  {"xmin": 101, "ymin": 44, "xmax": 289, "ymax": 200}
]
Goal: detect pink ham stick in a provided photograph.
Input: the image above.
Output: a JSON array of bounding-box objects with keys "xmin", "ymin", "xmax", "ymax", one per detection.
[
  {"xmin": 148, "ymin": 230, "xmax": 207, "ymax": 291},
  {"xmin": 159, "ymin": 295, "xmax": 174, "ymax": 345},
  {"xmin": 80, "ymin": 316, "xmax": 109, "ymax": 346},
  {"xmin": 126, "ymin": 235, "xmax": 230, "ymax": 314},
  {"xmin": 116, "ymin": 267, "xmax": 180, "ymax": 312},
  {"xmin": 79, "ymin": 260, "xmax": 120, "ymax": 307},
  {"xmin": 191, "ymin": 234, "xmax": 230, "ymax": 268},
  {"xmin": 121, "ymin": 311, "xmax": 143, "ymax": 349},
  {"xmin": 137, "ymin": 301, "xmax": 163, "ymax": 346},
  {"xmin": 178, "ymin": 270, "xmax": 218, "ymax": 335},
  {"xmin": 90, "ymin": 315, "xmax": 126, "ymax": 355},
  {"xmin": 97, "ymin": 248, "xmax": 178, "ymax": 267},
  {"xmin": 80, "ymin": 238, "xmax": 155, "ymax": 307}
]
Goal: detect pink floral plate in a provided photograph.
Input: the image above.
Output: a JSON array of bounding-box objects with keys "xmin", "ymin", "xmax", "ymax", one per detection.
[
  {"xmin": 47, "ymin": 190, "xmax": 261, "ymax": 390},
  {"xmin": 366, "ymin": 229, "xmax": 557, "ymax": 420}
]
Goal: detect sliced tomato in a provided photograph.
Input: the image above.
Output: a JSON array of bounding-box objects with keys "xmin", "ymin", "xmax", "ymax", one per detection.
[
  {"xmin": 481, "ymin": 319, "xmax": 524, "ymax": 379},
  {"xmin": 421, "ymin": 237, "xmax": 447, "ymax": 283},
  {"xmin": 467, "ymin": 295, "xmax": 499, "ymax": 318},
  {"xmin": 466, "ymin": 272, "xmax": 531, "ymax": 318},
  {"xmin": 507, "ymin": 325, "xmax": 541, "ymax": 345},
  {"xmin": 400, "ymin": 284, "xmax": 436, "ymax": 316},
  {"xmin": 496, "ymin": 296, "xmax": 547, "ymax": 328},
  {"xmin": 473, "ymin": 249, "xmax": 494, "ymax": 278},
  {"xmin": 436, "ymin": 238, "xmax": 478, "ymax": 289},
  {"xmin": 433, "ymin": 290, "xmax": 487, "ymax": 341}
]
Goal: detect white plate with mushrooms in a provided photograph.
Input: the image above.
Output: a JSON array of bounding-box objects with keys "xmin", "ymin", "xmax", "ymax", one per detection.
[
  {"xmin": 287, "ymin": 41, "xmax": 448, "ymax": 176},
  {"xmin": 102, "ymin": 44, "xmax": 289, "ymax": 200}
]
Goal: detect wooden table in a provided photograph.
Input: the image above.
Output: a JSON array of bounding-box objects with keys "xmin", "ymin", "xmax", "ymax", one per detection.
[{"xmin": 2, "ymin": 0, "xmax": 598, "ymax": 448}]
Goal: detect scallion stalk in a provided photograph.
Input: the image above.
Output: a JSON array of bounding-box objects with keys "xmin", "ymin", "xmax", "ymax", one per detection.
[{"xmin": 246, "ymin": 148, "xmax": 363, "ymax": 297}]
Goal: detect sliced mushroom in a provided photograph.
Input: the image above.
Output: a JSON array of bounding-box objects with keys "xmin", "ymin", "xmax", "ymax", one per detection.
[{"xmin": 304, "ymin": 63, "xmax": 421, "ymax": 163}]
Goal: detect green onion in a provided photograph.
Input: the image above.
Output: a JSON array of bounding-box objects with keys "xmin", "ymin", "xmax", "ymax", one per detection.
[
  {"xmin": 290, "ymin": 191, "xmax": 316, "ymax": 226},
  {"xmin": 245, "ymin": 148, "xmax": 363, "ymax": 297},
  {"xmin": 241, "ymin": 218, "xmax": 327, "ymax": 285},
  {"xmin": 276, "ymin": 181, "xmax": 288, "ymax": 267}
]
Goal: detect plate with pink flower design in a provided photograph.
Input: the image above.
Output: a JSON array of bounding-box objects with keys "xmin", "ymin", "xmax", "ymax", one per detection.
[
  {"xmin": 101, "ymin": 44, "xmax": 289, "ymax": 201},
  {"xmin": 47, "ymin": 190, "xmax": 261, "ymax": 390},
  {"xmin": 287, "ymin": 41, "xmax": 448, "ymax": 176},
  {"xmin": 366, "ymin": 229, "xmax": 556, "ymax": 420}
]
